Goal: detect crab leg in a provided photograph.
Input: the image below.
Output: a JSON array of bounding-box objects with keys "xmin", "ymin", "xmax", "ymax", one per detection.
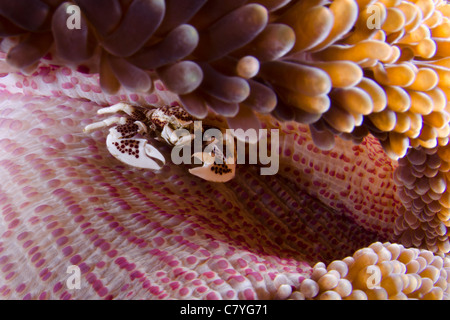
[
  {"xmin": 97, "ymin": 102, "xmax": 136, "ymax": 116},
  {"xmin": 161, "ymin": 124, "xmax": 195, "ymax": 146},
  {"xmin": 83, "ymin": 116, "xmax": 128, "ymax": 133}
]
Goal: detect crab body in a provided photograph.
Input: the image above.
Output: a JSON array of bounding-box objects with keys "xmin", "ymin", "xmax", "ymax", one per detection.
[{"xmin": 84, "ymin": 103, "xmax": 236, "ymax": 182}]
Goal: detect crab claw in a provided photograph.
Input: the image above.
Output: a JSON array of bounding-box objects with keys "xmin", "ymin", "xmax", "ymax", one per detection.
[
  {"xmin": 188, "ymin": 151, "xmax": 236, "ymax": 182},
  {"xmin": 106, "ymin": 128, "xmax": 165, "ymax": 170}
]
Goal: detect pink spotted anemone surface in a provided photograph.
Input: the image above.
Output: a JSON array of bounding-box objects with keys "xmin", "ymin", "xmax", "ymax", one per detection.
[{"xmin": 0, "ymin": 0, "xmax": 449, "ymax": 300}]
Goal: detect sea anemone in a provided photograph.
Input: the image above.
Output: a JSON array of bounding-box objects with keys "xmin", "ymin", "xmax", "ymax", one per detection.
[{"xmin": 0, "ymin": 0, "xmax": 449, "ymax": 300}]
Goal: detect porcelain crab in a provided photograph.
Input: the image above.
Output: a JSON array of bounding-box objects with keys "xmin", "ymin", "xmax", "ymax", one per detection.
[{"xmin": 84, "ymin": 102, "xmax": 236, "ymax": 182}]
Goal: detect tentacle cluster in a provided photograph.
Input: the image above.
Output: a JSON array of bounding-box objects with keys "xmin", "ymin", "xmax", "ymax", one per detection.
[
  {"xmin": 394, "ymin": 144, "xmax": 450, "ymax": 253},
  {"xmin": 291, "ymin": 241, "xmax": 450, "ymax": 300},
  {"xmin": 0, "ymin": 1, "xmax": 448, "ymax": 136}
]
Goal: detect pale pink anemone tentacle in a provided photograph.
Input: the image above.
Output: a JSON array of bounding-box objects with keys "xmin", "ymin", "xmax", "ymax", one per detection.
[{"xmin": 0, "ymin": 61, "xmax": 404, "ymax": 300}]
